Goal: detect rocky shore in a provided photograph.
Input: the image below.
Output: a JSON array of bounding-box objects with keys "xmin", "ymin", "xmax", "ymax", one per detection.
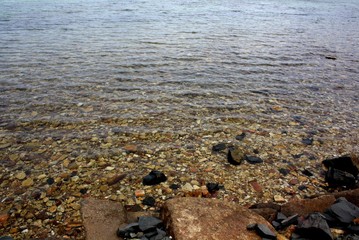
[{"xmin": 0, "ymin": 115, "xmax": 358, "ymax": 239}]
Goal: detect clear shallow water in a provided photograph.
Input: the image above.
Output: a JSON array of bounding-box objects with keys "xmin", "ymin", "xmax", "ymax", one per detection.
[{"xmin": 0, "ymin": 0, "xmax": 358, "ymax": 135}]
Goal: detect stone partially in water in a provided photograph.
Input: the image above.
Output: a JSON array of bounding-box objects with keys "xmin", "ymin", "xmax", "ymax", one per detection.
[
  {"xmin": 142, "ymin": 196, "xmax": 156, "ymax": 207},
  {"xmin": 227, "ymin": 147, "xmax": 244, "ymax": 165},
  {"xmin": 212, "ymin": 143, "xmax": 226, "ymax": 152},
  {"xmin": 302, "ymin": 138, "xmax": 313, "ymax": 145},
  {"xmin": 142, "ymin": 170, "xmax": 167, "ymax": 186},
  {"xmin": 245, "ymin": 155, "xmax": 263, "ymax": 164},
  {"xmin": 235, "ymin": 132, "xmax": 246, "ymax": 141},
  {"xmin": 206, "ymin": 183, "xmax": 220, "ymax": 193}
]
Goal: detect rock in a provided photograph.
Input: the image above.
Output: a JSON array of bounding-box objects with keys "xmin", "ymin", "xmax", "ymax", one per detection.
[
  {"xmin": 235, "ymin": 132, "xmax": 246, "ymax": 141},
  {"xmin": 274, "ymin": 195, "xmax": 286, "ymax": 203},
  {"xmin": 294, "ymin": 213, "xmax": 333, "ymax": 240},
  {"xmin": 81, "ymin": 198, "xmax": 127, "ymax": 240},
  {"xmin": 0, "ymin": 213, "xmax": 9, "ymax": 226},
  {"xmin": 107, "ymin": 173, "xmax": 127, "ymax": 186},
  {"xmin": 123, "ymin": 144, "xmax": 138, "ymax": 153},
  {"xmin": 138, "ymin": 216, "xmax": 163, "ymax": 232},
  {"xmin": 161, "ymin": 197, "xmax": 276, "ymax": 240},
  {"xmin": 254, "ymin": 223, "xmax": 276, "ymax": 239},
  {"xmin": 245, "ymin": 155, "xmax": 263, "ymax": 164},
  {"xmin": 0, "ymin": 237, "xmax": 14, "ymax": 240},
  {"xmin": 15, "ymin": 171, "xmax": 26, "ymax": 180},
  {"xmin": 227, "ymin": 147, "xmax": 244, "ymax": 165},
  {"xmin": 324, "ymin": 197, "xmax": 359, "ymax": 226},
  {"xmin": 279, "ymin": 168, "xmax": 290, "ymax": 176},
  {"xmin": 249, "ymin": 180, "xmax": 263, "ymax": 193},
  {"xmin": 169, "ymin": 184, "xmax": 180, "ymax": 190},
  {"xmin": 181, "ymin": 183, "xmax": 193, "ymax": 192},
  {"xmin": 46, "ymin": 177, "xmax": 55, "ymax": 185},
  {"xmin": 325, "ymin": 167, "xmax": 356, "ymax": 188},
  {"xmin": 117, "ymin": 223, "xmax": 140, "ymax": 238},
  {"xmin": 21, "ymin": 178, "xmax": 34, "ymax": 187},
  {"xmin": 289, "ymin": 179, "xmax": 299, "ymax": 185},
  {"xmin": 302, "ymin": 138, "xmax": 313, "ymax": 145},
  {"xmin": 206, "ymin": 183, "xmax": 220, "ymax": 193},
  {"xmin": 143, "ymin": 170, "xmax": 167, "ymax": 186},
  {"xmin": 333, "ymin": 188, "xmax": 359, "ymax": 206},
  {"xmin": 212, "ymin": 143, "xmax": 226, "ymax": 152},
  {"xmin": 281, "ymin": 195, "xmax": 336, "ymax": 217},
  {"xmin": 280, "ymin": 214, "xmax": 299, "ymax": 229},
  {"xmin": 251, "ymin": 208, "xmax": 277, "ymax": 222},
  {"xmin": 323, "ymin": 155, "xmax": 359, "ymax": 177},
  {"xmin": 302, "ymin": 169, "xmax": 314, "ymax": 177},
  {"xmin": 135, "ymin": 190, "xmax": 145, "ymax": 198},
  {"xmin": 142, "ymin": 197, "xmax": 156, "ymax": 207}
]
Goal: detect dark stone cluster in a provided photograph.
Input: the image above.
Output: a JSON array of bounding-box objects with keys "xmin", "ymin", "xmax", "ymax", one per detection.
[{"xmin": 117, "ymin": 216, "xmax": 171, "ymax": 240}]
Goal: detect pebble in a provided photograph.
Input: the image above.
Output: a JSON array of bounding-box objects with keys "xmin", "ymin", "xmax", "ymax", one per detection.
[
  {"xmin": 21, "ymin": 178, "xmax": 34, "ymax": 187},
  {"xmin": 274, "ymin": 195, "xmax": 286, "ymax": 203},
  {"xmin": 15, "ymin": 171, "xmax": 26, "ymax": 180},
  {"xmin": 135, "ymin": 190, "xmax": 145, "ymax": 198},
  {"xmin": 181, "ymin": 183, "xmax": 193, "ymax": 192}
]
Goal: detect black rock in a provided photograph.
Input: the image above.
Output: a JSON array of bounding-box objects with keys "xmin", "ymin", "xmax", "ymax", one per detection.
[
  {"xmin": 206, "ymin": 183, "xmax": 220, "ymax": 193},
  {"xmin": 347, "ymin": 225, "xmax": 359, "ymax": 234},
  {"xmin": 280, "ymin": 214, "xmax": 299, "ymax": 228},
  {"xmin": 138, "ymin": 216, "xmax": 163, "ymax": 232},
  {"xmin": 117, "ymin": 223, "xmax": 140, "ymax": 238},
  {"xmin": 302, "ymin": 169, "xmax": 314, "ymax": 177},
  {"xmin": 276, "ymin": 212, "xmax": 287, "ymax": 222},
  {"xmin": 325, "ymin": 197, "xmax": 359, "ymax": 226},
  {"xmin": 341, "ymin": 234, "xmax": 359, "ymax": 240},
  {"xmin": 169, "ymin": 184, "xmax": 180, "ymax": 190},
  {"xmin": 227, "ymin": 148, "xmax": 244, "ymax": 165},
  {"xmin": 142, "ymin": 196, "xmax": 156, "ymax": 207},
  {"xmin": 302, "ymin": 138, "xmax": 314, "ymax": 145},
  {"xmin": 325, "ymin": 167, "xmax": 356, "ymax": 188},
  {"xmin": 254, "ymin": 224, "xmax": 276, "ymax": 239},
  {"xmin": 46, "ymin": 177, "xmax": 55, "ymax": 185},
  {"xmin": 271, "ymin": 220, "xmax": 281, "ymax": 229},
  {"xmin": 149, "ymin": 228, "xmax": 167, "ymax": 240},
  {"xmin": 298, "ymin": 185, "xmax": 307, "ymax": 191},
  {"xmin": 245, "ymin": 155, "xmax": 263, "ymax": 164},
  {"xmin": 235, "ymin": 132, "xmax": 246, "ymax": 141},
  {"xmin": 0, "ymin": 237, "xmax": 14, "ymax": 240},
  {"xmin": 279, "ymin": 168, "xmax": 290, "ymax": 176},
  {"xmin": 294, "ymin": 213, "xmax": 333, "ymax": 240},
  {"xmin": 79, "ymin": 188, "xmax": 87, "ymax": 194},
  {"xmin": 322, "ymin": 156, "xmax": 359, "ymax": 177},
  {"xmin": 212, "ymin": 143, "xmax": 226, "ymax": 152},
  {"xmin": 143, "ymin": 170, "xmax": 167, "ymax": 186}
]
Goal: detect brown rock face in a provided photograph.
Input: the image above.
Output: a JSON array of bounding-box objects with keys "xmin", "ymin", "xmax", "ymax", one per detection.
[
  {"xmin": 161, "ymin": 197, "xmax": 276, "ymax": 240},
  {"xmin": 81, "ymin": 198, "xmax": 127, "ymax": 240},
  {"xmin": 281, "ymin": 195, "xmax": 336, "ymax": 217},
  {"xmin": 333, "ymin": 188, "xmax": 359, "ymax": 206}
]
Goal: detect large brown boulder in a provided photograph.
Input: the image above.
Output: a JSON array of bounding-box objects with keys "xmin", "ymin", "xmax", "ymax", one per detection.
[
  {"xmin": 161, "ymin": 197, "xmax": 276, "ymax": 240},
  {"xmin": 281, "ymin": 195, "xmax": 336, "ymax": 217},
  {"xmin": 333, "ymin": 188, "xmax": 359, "ymax": 206},
  {"xmin": 81, "ymin": 198, "xmax": 127, "ymax": 240}
]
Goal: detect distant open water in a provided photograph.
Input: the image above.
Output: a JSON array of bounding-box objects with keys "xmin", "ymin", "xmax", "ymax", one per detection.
[{"xmin": 0, "ymin": 0, "xmax": 358, "ymax": 132}]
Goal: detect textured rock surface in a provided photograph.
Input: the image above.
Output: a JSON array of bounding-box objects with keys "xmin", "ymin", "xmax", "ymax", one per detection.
[
  {"xmin": 161, "ymin": 197, "xmax": 276, "ymax": 240},
  {"xmin": 333, "ymin": 188, "xmax": 359, "ymax": 206},
  {"xmin": 81, "ymin": 198, "xmax": 127, "ymax": 240},
  {"xmin": 281, "ymin": 195, "xmax": 336, "ymax": 217}
]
